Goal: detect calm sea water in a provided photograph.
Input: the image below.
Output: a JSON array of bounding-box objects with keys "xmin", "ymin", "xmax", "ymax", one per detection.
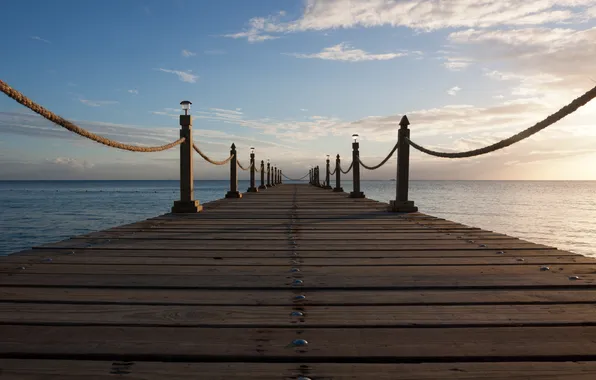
[{"xmin": 1, "ymin": 180, "xmax": 595, "ymax": 257}]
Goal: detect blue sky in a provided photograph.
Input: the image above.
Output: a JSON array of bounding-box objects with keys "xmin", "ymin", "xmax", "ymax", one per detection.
[{"xmin": 1, "ymin": 0, "xmax": 596, "ymax": 180}]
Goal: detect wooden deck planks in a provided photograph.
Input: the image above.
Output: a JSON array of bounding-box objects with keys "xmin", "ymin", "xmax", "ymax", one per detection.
[{"xmin": 1, "ymin": 184, "xmax": 596, "ymax": 378}]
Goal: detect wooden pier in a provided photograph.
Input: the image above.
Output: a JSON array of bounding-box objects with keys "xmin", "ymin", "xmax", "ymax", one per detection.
[{"xmin": 2, "ymin": 184, "xmax": 596, "ymax": 379}]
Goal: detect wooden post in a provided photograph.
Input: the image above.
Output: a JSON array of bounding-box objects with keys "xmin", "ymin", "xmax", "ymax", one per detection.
[
  {"xmin": 324, "ymin": 157, "xmax": 332, "ymax": 189},
  {"xmin": 349, "ymin": 141, "xmax": 365, "ymax": 198},
  {"xmin": 390, "ymin": 115, "xmax": 418, "ymax": 212},
  {"xmin": 172, "ymin": 113, "xmax": 202, "ymax": 213},
  {"xmin": 247, "ymin": 151, "xmax": 258, "ymax": 192},
  {"xmin": 271, "ymin": 166, "xmax": 277, "ymax": 187},
  {"xmin": 316, "ymin": 166, "xmax": 321, "ymax": 187},
  {"xmin": 333, "ymin": 154, "xmax": 343, "ymax": 192},
  {"xmin": 225, "ymin": 143, "xmax": 242, "ymax": 198},
  {"xmin": 258, "ymin": 160, "xmax": 266, "ymax": 190},
  {"xmin": 279, "ymin": 170, "xmax": 283, "ymax": 184},
  {"xmin": 266, "ymin": 161, "xmax": 271, "ymax": 187}
]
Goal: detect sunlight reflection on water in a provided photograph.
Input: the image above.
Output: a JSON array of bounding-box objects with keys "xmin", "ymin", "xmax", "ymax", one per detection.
[{"xmin": 1, "ymin": 180, "xmax": 595, "ymax": 257}]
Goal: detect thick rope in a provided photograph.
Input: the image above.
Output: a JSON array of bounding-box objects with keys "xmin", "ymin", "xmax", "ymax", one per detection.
[
  {"xmin": 407, "ymin": 84, "xmax": 596, "ymax": 158},
  {"xmin": 282, "ymin": 172, "xmax": 310, "ymax": 181},
  {"xmin": 0, "ymin": 79, "xmax": 185, "ymax": 152},
  {"xmin": 193, "ymin": 143, "xmax": 233, "ymax": 165},
  {"xmin": 237, "ymin": 159, "xmax": 249, "ymax": 171},
  {"xmin": 358, "ymin": 142, "xmax": 398, "ymax": 170},
  {"xmin": 329, "ymin": 167, "xmax": 337, "ymax": 176},
  {"xmin": 340, "ymin": 161, "xmax": 353, "ymax": 174}
]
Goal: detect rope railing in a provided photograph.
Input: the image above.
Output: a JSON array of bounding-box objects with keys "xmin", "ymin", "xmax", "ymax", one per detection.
[
  {"xmin": 282, "ymin": 172, "xmax": 310, "ymax": 181},
  {"xmin": 0, "ymin": 79, "xmax": 186, "ymax": 152},
  {"xmin": 407, "ymin": 84, "xmax": 596, "ymax": 159},
  {"xmin": 340, "ymin": 162, "xmax": 353, "ymax": 174},
  {"xmin": 192, "ymin": 143, "xmax": 233, "ymax": 165},
  {"xmin": 358, "ymin": 142, "xmax": 398, "ymax": 170},
  {"xmin": 329, "ymin": 167, "xmax": 336, "ymax": 176},
  {"xmin": 237, "ymin": 160, "xmax": 249, "ymax": 171}
]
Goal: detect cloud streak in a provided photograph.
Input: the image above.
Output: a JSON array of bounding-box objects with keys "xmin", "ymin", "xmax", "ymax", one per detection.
[
  {"xmin": 286, "ymin": 42, "xmax": 406, "ymax": 62},
  {"xmin": 157, "ymin": 68, "xmax": 198, "ymax": 83},
  {"xmin": 181, "ymin": 49, "xmax": 196, "ymax": 57},
  {"xmin": 79, "ymin": 99, "xmax": 119, "ymax": 107},
  {"xmin": 31, "ymin": 36, "xmax": 51, "ymax": 44},
  {"xmin": 225, "ymin": 0, "xmax": 596, "ymax": 42}
]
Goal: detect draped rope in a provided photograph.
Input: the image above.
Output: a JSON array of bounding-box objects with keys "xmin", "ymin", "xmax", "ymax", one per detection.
[
  {"xmin": 237, "ymin": 159, "xmax": 249, "ymax": 171},
  {"xmin": 358, "ymin": 142, "xmax": 398, "ymax": 170},
  {"xmin": 282, "ymin": 172, "xmax": 310, "ymax": 181},
  {"xmin": 193, "ymin": 144, "xmax": 233, "ymax": 165},
  {"xmin": 340, "ymin": 161, "xmax": 353, "ymax": 174},
  {"xmin": 407, "ymin": 84, "xmax": 596, "ymax": 158},
  {"xmin": 0, "ymin": 79, "xmax": 185, "ymax": 152}
]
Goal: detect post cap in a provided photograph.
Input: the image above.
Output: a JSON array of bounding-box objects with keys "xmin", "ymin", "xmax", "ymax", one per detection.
[
  {"xmin": 337, "ymin": 154, "xmax": 340, "ymax": 159},
  {"xmin": 399, "ymin": 115, "xmax": 410, "ymax": 126},
  {"xmin": 230, "ymin": 143, "xmax": 236, "ymax": 150}
]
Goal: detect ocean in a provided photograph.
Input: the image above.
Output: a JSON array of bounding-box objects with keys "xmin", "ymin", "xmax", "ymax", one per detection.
[{"xmin": 1, "ymin": 180, "xmax": 595, "ymax": 257}]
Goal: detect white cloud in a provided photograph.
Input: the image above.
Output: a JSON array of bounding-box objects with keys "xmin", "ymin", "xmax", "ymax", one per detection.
[
  {"xmin": 287, "ymin": 42, "xmax": 406, "ymax": 62},
  {"xmin": 300, "ymin": 108, "xmax": 308, "ymax": 112},
  {"xmin": 450, "ymin": 26, "xmax": 596, "ymax": 93},
  {"xmin": 157, "ymin": 68, "xmax": 198, "ymax": 83},
  {"xmin": 447, "ymin": 86, "xmax": 461, "ymax": 96},
  {"xmin": 181, "ymin": 49, "xmax": 196, "ymax": 57},
  {"xmin": 443, "ymin": 57, "xmax": 473, "ymax": 71},
  {"xmin": 225, "ymin": 0, "xmax": 596, "ymax": 42},
  {"xmin": 223, "ymin": 30, "xmax": 279, "ymax": 43},
  {"xmin": 79, "ymin": 99, "xmax": 119, "ymax": 107},
  {"xmin": 128, "ymin": 89, "xmax": 139, "ymax": 95},
  {"xmin": 31, "ymin": 36, "xmax": 51, "ymax": 44},
  {"xmin": 47, "ymin": 157, "xmax": 94, "ymax": 169}
]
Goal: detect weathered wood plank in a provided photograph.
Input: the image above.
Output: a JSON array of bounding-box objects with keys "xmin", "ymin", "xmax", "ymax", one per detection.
[
  {"xmin": 3, "ymin": 254, "xmax": 591, "ymax": 266},
  {"xmin": 3, "ymin": 288, "xmax": 596, "ymax": 305},
  {"xmin": 5, "ymin": 325, "xmax": 596, "ymax": 359},
  {"xmin": 11, "ymin": 248, "xmax": 572, "ymax": 258},
  {"xmin": 2, "ymin": 303, "xmax": 596, "ymax": 326},
  {"xmin": 2, "ymin": 360, "xmax": 596, "ymax": 380}
]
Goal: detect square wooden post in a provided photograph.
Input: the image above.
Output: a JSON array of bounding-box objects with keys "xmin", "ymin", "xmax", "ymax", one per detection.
[
  {"xmin": 225, "ymin": 143, "xmax": 242, "ymax": 198},
  {"xmin": 390, "ymin": 115, "xmax": 418, "ymax": 212},
  {"xmin": 349, "ymin": 142, "xmax": 365, "ymax": 198},
  {"xmin": 333, "ymin": 154, "xmax": 343, "ymax": 192},
  {"xmin": 172, "ymin": 114, "xmax": 202, "ymax": 213}
]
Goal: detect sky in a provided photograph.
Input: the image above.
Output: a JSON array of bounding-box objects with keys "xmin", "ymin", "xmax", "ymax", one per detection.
[{"xmin": 1, "ymin": 0, "xmax": 596, "ymax": 180}]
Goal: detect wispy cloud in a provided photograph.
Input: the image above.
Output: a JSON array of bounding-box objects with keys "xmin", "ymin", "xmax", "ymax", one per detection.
[
  {"xmin": 31, "ymin": 36, "xmax": 51, "ymax": 44},
  {"xmin": 157, "ymin": 68, "xmax": 198, "ymax": 83},
  {"xmin": 223, "ymin": 31, "xmax": 279, "ymax": 43},
  {"xmin": 225, "ymin": 1, "xmax": 596, "ymax": 43},
  {"xmin": 447, "ymin": 86, "xmax": 462, "ymax": 96},
  {"xmin": 443, "ymin": 57, "xmax": 473, "ymax": 71},
  {"xmin": 286, "ymin": 43, "xmax": 406, "ymax": 62},
  {"xmin": 128, "ymin": 89, "xmax": 139, "ymax": 95},
  {"xmin": 181, "ymin": 49, "xmax": 196, "ymax": 57},
  {"xmin": 79, "ymin": 99, "xmax": 119, "ymax": 107}
]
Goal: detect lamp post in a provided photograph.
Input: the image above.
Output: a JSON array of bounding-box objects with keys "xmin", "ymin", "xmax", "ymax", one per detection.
[
  {"xmin": 247, "ymin": 147, "xmax": 258, "ymax": 192},
  {"xmin": 349, "ymin": 133, "xmax": 365, "ymax": 198},
  {"xmin": 172, "ymin": 101, "xmax": 202, "ymax": 213}
]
